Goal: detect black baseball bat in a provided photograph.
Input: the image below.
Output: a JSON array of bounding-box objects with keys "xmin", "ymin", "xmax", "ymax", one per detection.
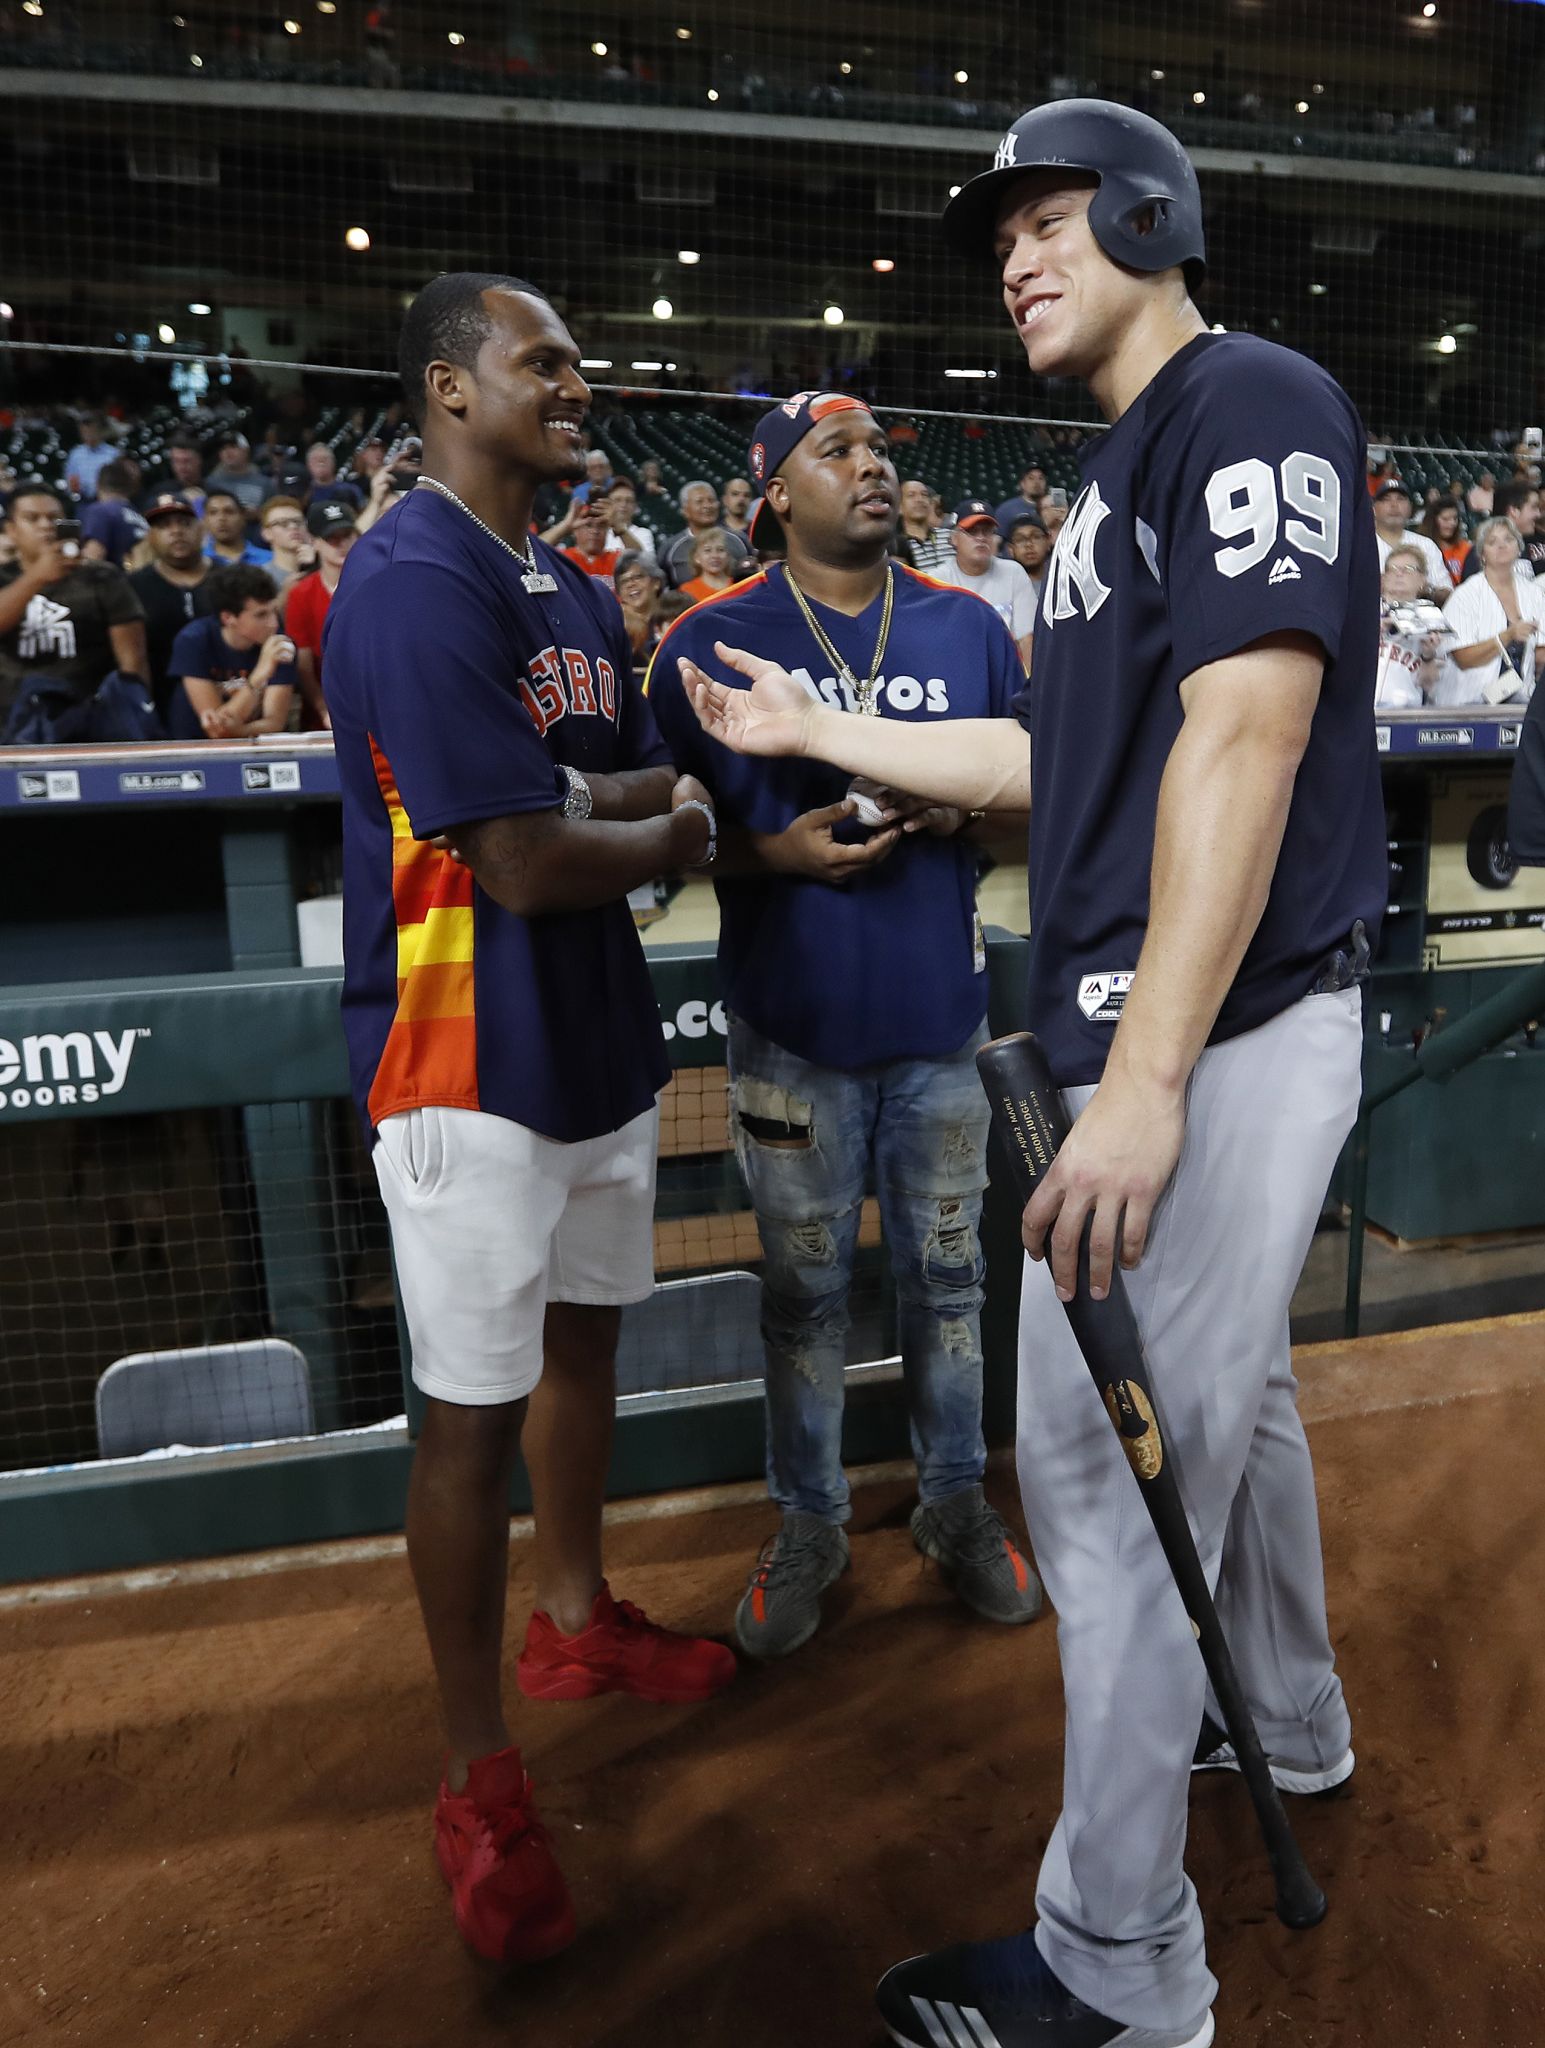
[{"xmin": 977, "ymin": 1029, "xmax": 1328, "ymax": 1932}]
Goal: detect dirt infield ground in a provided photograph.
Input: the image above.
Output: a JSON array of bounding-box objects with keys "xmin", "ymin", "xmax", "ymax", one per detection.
[{"xmin": 4, "ymin": 1316, "xmax": 1545, "ymax": 2047}]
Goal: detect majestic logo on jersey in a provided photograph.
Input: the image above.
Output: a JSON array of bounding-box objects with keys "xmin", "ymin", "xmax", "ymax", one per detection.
[
  {"xmin": 1268, "ymin": 556, "xmax": 1302, "ymax": 584},
  {"xmin": 993, "ymin": 131, "xmax": 1019, "ymax": 170},
  {"xmin": 19, "ymin": 593, "xmax": 76, "ymax": 664},
  {"xmin": 1077, "ymin": 970, "xmax": 1133, "ymax": 1022},
  {"xmin": 1043, "ymin": 483, "xmax": 1113, "ymax": 628},
  {"xmin": 518, "ymin": 643, "xmax": 619, "ymax": 738}
]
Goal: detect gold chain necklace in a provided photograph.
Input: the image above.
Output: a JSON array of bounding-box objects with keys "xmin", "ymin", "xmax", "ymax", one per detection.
[{"xmin": 782, "ymin": 562, "xmax": 895, "ymax": 717}]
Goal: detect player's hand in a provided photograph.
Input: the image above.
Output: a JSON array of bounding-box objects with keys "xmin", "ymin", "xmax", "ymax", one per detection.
[
  {"xmin": 1020, "ymin": 1066, "xmax": 1186, "ymax": 1302},
  {"xmin": 851, "ymin": 778, "xmax": 963, "ymax": 838},
  {"xmin": 758, "ymin": 798, "xmax": 901, "ymax": 884},
  {"xmin": 681, "ymin": 643, "xmax": 819, "ymax": 757},
  {"xmin": 670, "ymin": 772, "xmax": 714, "ymax": 812}
]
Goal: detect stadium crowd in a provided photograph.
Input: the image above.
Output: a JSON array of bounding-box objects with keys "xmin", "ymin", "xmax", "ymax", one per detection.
[{"xmin": 1, "ymin": 400, "xmax": 1542, "ymax": 743}]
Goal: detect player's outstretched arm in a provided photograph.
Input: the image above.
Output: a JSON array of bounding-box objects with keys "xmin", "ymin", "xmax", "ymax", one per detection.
[{"xmin": 682, "ymin": 641, "xmax": 1030, "ymax": 813}]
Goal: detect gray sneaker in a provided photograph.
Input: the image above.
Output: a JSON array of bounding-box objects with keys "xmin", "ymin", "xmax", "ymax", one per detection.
[
  {"xmin": 734, "ymin": 1510, "xmax": 851, "ymax": 1659},
  {"xmin": 911, "ymin": 1484, "xmax": 1043, "ymax": 1626}
]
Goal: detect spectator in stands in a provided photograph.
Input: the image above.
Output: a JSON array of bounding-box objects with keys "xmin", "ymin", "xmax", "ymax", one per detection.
[
  {"xmin": 561, "ymin": 499, "xmax": 624, "ymax": 585},
  {"xmin": 930, "ymin": 499, "xmax": 1036, "ymax": 670},
  {"xmin": 601, "ymin": 476, "xmax": 655, "ymax": 558},
  {"xmin": 284, "ymin": 498, "xmax": 359, "ymax": 729},
  {"xmin": 80, "ymin": 460, "xmax": 150, "ymax": 568},
  {"xmin": 1419, "ymin": 498, "xmax": 1471, "ymax": 587},
  {"xmin": 615, "ymin": 550, "xmax": 667, "ymax": 662},
  {"xmin": 1001, "ymin": 502, "xmax": 1051, "ymax": 605},
  {"xmin": 637, "ymin": 457, "xmax": 670, "ymax": 510},
  {"xmin": 661, "ymin": 479, "xmax": 751, "ymax": 587},
  {"xmin": 897, "ymin": 478, "xmax": 953, "ymax": 572},
  {"xmin": 129, "ymin": 495, "xmax": 211, "ymax": 717},
  {"xmin": 0, "ymin": 481, "xmax": 148, "ymax": 730},
  {"xmin": 204, "ymin": 433, "xmax": 268, "ymax": 514},
  {"xmin": 354, "ymin": 462, "xmax": 413, "ymax": 537},
  {"xmin": 64, "ymin": 414, "xmax": 115, "ymax": 502},
  {"xmin": 1459, "ymin": 479, "xmax": 1545, "ymax": 579},
  {"xmin": 203, "ymin": 489, "xmax": 273, "ymax": 568},
  {"xmin": 353, "ymin": 433, "xmax": 389, "ymax": 482},
  {"xmin": 303, "ymin": 441, "xmax": 363, "ymax": 510},
  {"xmin": 166, "ymin": 563, "xmax": 297, "ymax": 738},
  {"xmin": 720, "ymin": 475, "xmax": 753, "ymax": 538},
  {"xmin": 1038, "ymin": 492, "xmax": 1069, "ymax": 537},
  {"xmin": 1439, "ymin": 516, "xmax": 1545, "ymax": 707},
  {"xmin": 1376, "ymin": 546, "xmax": 1443, "ymax": 708},
  {"xmin": 145, "ymin": 431, "xmax": 206, "ymax": 511},
  {"xmin": 1017, "ymin": 462, "xmax": 1048, "ymax": 505},
  {"xmin": 570, "ymin": 447, "xmax": 615, "ymax": 508},
  {"xmin": 257, "ymin": 496, "xmax": 313, "ymax": 596},
  {"xmin": 1467, "ymin": 470, "xmax": 1496, "ymax": 524},
  {"xmin": 1371, "ymin": 481, "xmax": 1447, "ymax": 589},
  {"xmin": 677, "ymin": 527, "xmax": 737, "ymax": 603}
]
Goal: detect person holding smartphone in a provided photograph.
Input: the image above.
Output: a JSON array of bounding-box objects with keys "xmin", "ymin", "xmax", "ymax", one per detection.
[{"xmin": 0, "ymin": 480, "xmax": 148, "ymax": 728}]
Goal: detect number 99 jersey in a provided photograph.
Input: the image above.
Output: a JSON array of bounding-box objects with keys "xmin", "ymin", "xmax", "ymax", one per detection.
[{"xmin": 1016, "ymin": 330, "xmax": 1387, "ymax": 1086}]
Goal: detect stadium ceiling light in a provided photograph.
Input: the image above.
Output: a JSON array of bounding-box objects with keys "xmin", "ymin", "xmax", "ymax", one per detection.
[
  {"xmin": 1422, "ymin": 2, "xmax": 1437, "ymax": 16},
  {"xmin": 1295, "ymin": 100, "xmax": 1309, "ymax": 113},
  {"xmin": 823, "ymin": 304, "xmax": 845, "ymax": 326},
  {"xmin": 1312, "ymin": 82, "xmax": 1324, "ymax": 93},
  {"xmin": 948, "ymin": 184, "xmax": 962, "ymax": 198},
  {"xmin": 1151, "ymin": 69, "xmax": 1165, "ymax": 81},
  {"xmin": 157, "ymin": 323, "xmax": 176, "ymax": 344},
  {"xmin": 21, "ymin": 1, "xmax": 43, "ymax": 15},
  {"xmin": 652, "ymin": 296, "xmax": 674, "ymax": 319},
  {"xmin": 953, "ymin": 70, "xmax": 969, "ymax": 84},
  {"xmin": 666, "ymin": 361, "xmax": 678, "ymax": 371},
  {"xmin": 944, "ymin": 368, "xmax": 989, "ymax": 379},
  {"xmin": 317, "ymin": 1, "xmax": 336, "ymax": 11},
  {"xmin": 872, "ymin": 258, "xmax": 896, "ymax": 273},
  {"xmin": 283, "ymin": 17, "xmax": 301, "ymax": 32},
  {"xmin": 591, "ymin": 41, "xmax": 607, "ymax": 57},
  {"xmin": 1192, "ymin": 90, "xmax": 1206, "ymax": 105},
  {"xmin": 706, "ymin": 88, "xmax": 719, "ymax": 101},
  {"xmin": 1436, "ymin": 332, "xmax": 1457, "ymax": 353},
  {"xmin": 189, "ymin": 52, "xmax": 203, "ymax": 66},
  {"xmin": 631, "ymin": 360, "xmax": 663, "ymax": 371},
  {"xmin": 840, "ymin": 62, "xmax": 852, "ymax": 76},
  {"xmin": 0, "ymin": 304, "xmax": 12, "ymax": 321},
  {"xmin": 676, "ymin": 26, "xmax": 692, "ymax": 38},
  {"xmin": 677, "ymin": 249, "xmax": 701, "ymax": 265},
  {"xmin": 345, "ymin": 225, "xmax": 371, "ymax": 251},
  {"xmin": 447, "ymin": 31, "xmax": 465, "ymax": 46},
  {"xmin": 187, "ymin": 301, "xmax": 212, "ymax": 315},
  {"xmin": 171, "ymin": 12, "xmax": 184, "ymax": 22},
  {"xmin": 579, "ymin": 358, "xmax": 613, "ymax": 369},
  {"xmin": 1454, "ymin": 322, "xmax": 1479, "ymax": 335},
  {"xmin": 1308, "ymin": 282, "xmax": 1328, "ymax": 295}
]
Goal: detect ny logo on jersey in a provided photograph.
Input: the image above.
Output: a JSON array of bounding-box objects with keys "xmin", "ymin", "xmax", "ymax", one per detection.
[
  {"xmin": 19, "ymin": 593, "xmax": 76, "ymax": 665},
  {"xmin": 1042, "ymin": 482, "xmax": 1114, "ymax": 629},
  {"xmin": 994, "ymin": 131, "xmax": 1019, "ymax": 171}
]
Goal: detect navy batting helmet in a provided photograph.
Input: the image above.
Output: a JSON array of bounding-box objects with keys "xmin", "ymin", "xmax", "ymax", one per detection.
[{"xmin": 941, "ymin": 99, "xmax": 1206, "ymax": 290}]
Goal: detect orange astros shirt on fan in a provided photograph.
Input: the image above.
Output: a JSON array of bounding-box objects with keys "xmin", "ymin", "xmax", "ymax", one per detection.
[{"xmin": 322, "ymin": 486, "xmax": 672, "ymax": 1147}]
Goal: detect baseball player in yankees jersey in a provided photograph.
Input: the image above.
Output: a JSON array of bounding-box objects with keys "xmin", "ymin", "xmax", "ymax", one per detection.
[{"xmin": 683, "ymin": 101, "xmax": 1387, "ymax": 2048}]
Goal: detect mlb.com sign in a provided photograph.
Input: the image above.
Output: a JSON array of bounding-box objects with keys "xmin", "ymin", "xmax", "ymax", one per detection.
[{"xmin": 0, "ymin": 1027, "xmax": 149, "ymax": 1111}]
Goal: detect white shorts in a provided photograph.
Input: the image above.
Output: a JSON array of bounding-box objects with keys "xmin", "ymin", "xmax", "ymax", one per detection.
[{"xmin": 372, "ymin": 1102, "xmax": 659, "ymax": 1407}]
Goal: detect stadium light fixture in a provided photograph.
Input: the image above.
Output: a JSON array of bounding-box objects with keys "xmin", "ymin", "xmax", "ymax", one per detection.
[
  {"xmin": 1151, "ymin": 69, "xmax": 1165, "ymax": 81},
  {"xmin": 1192, "ymin": 90, "xmax": 1206, "ymax": 105},
  {"xmin": 317, "ymin": 1, "xmax": 336, "ymax": 11},
  {"xmin": 157, "ymin": 324, "xmax": 176, "ymax": 344},
  {"xmin": 1422, "ymin": 3, "xmax": 1437, "ymax": 16},
  {"xmin": 283, "ymin": 17, "xmax": 300, "ymax": 32},
  {"xmin": 189, "ymin": 52, "xmax": 203, "ymax": 66},
  {"xmin": 666, "ymin": 362, "xmax": 678, "ymax": 371},
  {"xmin": 0, "ymin": 304, "xmax": 15, "ymax": 321},
  {"xmin": 1296, "ymin": 100, "xmax": 1309, "ymax": 113},
  {"xmin": 1308, "ymin": 282, "xmax": 1328, "ymax": 295},
  {"xmin": 677, "ymin": 250, "xmax": 701, "ymax": 265},
  {"xmin": 707, "ymin": 88, "xmax": 719, "ymax": 101},
  {"xmin": 448, "ymin": 31, "xmax": 465, "ymax": 45},
  {"xmin": 21, "ymin": 2, "xmax": 43, "ymax": 15},
  {"xmin": 872, "ymin": 258, "xmax": 896, "ymax": 273},
  {"xmin": 823, "ymin": 305, "xmax": 845, "ymax": 326},
  {"xmin": 591, "ymin": 41, "xmax": 607, "ymax": 56},
  {"xmin": 187, "ymin": 302, "xmax": 212, "ymax": 315},
  {"xmin": 944, "ymin": 368, "xmax": 989, "ymax": 379},
  {"xmin": 948, "ymin": 184, "xmax": 962, "ymax": 198},
  {"xmin": 345, "ymin": 226, "xmax": 371, "ymax": 252},
  {"xmin": 953, "ymin": 70, "xmax": 969, "ymax": 84},
  {"xmin": 1436, "ymin": 333, "xmax": 1457, "ymax": 353},
  {"xmin": 631, "ymin": 361, "xmax": 664, "ymax": 371},
  {"xmin": 840, "ymin": 62, "xmax": 852, "ymax": 76},
  {"xmin": 579, "ymin": 359, "xmax": 613, "ymax": 370},
  {"xmin": 676, "ymin": 26, "xmax": 692, "ymax": 38},
  {"xmin": 171, "ymin": 12, "xmax": 184, "ymax": 22},
  {"xmin": 1312, "ymin": 82, "xmax": 1324, "ymax": 93},
  {"xmin": 652, "ymin": 297, "xmax": 674, "ymax": 320}
]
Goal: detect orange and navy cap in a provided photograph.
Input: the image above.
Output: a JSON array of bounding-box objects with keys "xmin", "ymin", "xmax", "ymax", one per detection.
[
  {"xmin": 953, "ymin": 498, "xmax": 999, "ymax": 531},
  {"xmin": 748, "ymin": 391, "xmax": 874, "ymax": 487}
]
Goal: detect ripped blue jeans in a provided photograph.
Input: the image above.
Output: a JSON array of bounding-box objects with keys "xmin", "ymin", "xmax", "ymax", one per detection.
[{"xmin": 727, "ymin": 1013, "xmax": 991, "ymax": 1524}]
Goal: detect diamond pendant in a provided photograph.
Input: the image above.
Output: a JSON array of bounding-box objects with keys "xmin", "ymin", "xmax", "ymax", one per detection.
[{"xmin": 522, "ymin": 570, "xmax": 558, "ymax": 595}]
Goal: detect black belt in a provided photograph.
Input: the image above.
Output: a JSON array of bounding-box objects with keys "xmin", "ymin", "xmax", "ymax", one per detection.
[{"xmin": 1309, "ymin": 918, "xmax": 1371, "ymax": 996}]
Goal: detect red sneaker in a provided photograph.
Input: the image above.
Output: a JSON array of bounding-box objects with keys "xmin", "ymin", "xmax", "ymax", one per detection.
[
  {"xmin": 516, "ymin": 1580, "xmax": 738, "ymax": 1704},
  {"xmin": 433, "ymin": 1747, "xmax": 576, "ymax": 1966}
]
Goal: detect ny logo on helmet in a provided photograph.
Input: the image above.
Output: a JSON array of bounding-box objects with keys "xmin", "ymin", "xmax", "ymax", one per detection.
[
  {"xmin": 994, "ymin": 131, "xmax": 1019, "ymax": 171},
  {"xmin": 1043, "ymin": 483, "xmax": 1114, "ymax": 628}
]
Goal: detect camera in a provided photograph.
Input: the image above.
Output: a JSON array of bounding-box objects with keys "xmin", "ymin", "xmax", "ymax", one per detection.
[
  {"xmin": 1525, "ymin": 426, "xmax": 1543, "ymax": 456},
  {"xmin": 55, "ymin": 517, "xmax": 82, "ymax": 559}
]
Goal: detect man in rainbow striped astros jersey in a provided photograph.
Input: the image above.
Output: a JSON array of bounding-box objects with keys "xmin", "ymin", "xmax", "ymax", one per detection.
[
  {"xmin": 647, "ymin": 391, "xmax": 1042, "ymax": 1661},
  {"xmin": 323, "ymin": 273, "xmax": 735, "ymax": 1971}
]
